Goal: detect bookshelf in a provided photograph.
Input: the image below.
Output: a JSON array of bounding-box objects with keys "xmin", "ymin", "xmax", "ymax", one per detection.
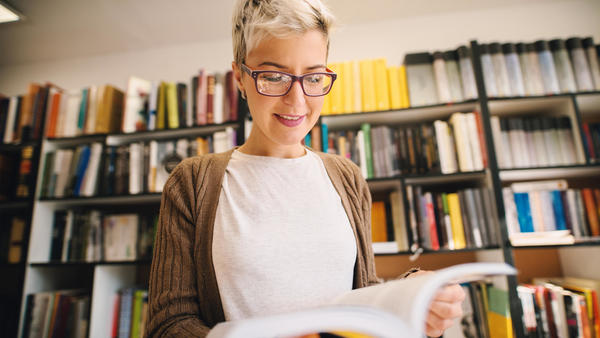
[{"xmin": 4, "ymin": 37, "xmax": 599, "ymax": 338}]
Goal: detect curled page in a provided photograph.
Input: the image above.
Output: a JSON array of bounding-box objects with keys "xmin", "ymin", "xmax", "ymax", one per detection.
[{"xmin": 207, "ymin": 262, "xmax": 516, "ymax": 338}]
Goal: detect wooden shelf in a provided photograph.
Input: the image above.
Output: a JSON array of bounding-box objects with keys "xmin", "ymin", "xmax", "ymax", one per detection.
[
  {"xmin": 38, "ymin": 193, "xmax": 162, "ymax": 206},
  {"xmin": 499, "ymin": 164, "xmax": 600, "ymax": 181}
]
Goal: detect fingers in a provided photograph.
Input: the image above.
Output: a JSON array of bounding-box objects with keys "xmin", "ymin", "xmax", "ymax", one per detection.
[
  {"xmin": 425, "ymin": 311, "xmax": 455, "ymax": 337},
  {"xmin": 430, "ymin": 298, "xmax": 463, "ymax": 320},
  {"xmin": 434, "ymin": 284, "xmax": 466, "ymax": 303}
]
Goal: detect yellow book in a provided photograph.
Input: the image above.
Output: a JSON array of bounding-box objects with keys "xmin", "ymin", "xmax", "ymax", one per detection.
[
  {"xmin": 166, "ymin": 82, "xmax": 179, "ymax": 129},
  {"xmin": 387, "ymin": 66, "xmax": 402, "ymax": 110},
  {"xmin": 487, "ymin": 287, "xmax": 514, "ymax": 338},
  {"xmin": 398, "ymin": 65, "xmax": 410, "ymax": 108},
  {"xmin": 342, "ymin": 61, "xmax": 354, "ymax": 114},
  {"xmin": 447, "ymin": 193, "xmax": 466, "ymax": 249},
  {"xmin": 352, "ymin": 61, "xmax": 362, "ymax": 113},
  {"xmin": 360, "ymin": 59, "xmax": 377, "ymax": 112},
  {"xmin": 338, "ymin": 135, "xmax": 347, "ymax": 159},
  {"xmin": 371, "ymin": 201, "xmax": 388, "ymax": 242},
  {"xmin": 330, "ymin": 63, "xmax": 344, "ymax": 114},
  {"xmin": 374, "ymin": 58, "xmax": 390, "ymax": 111},
  {"xmin": 156, "ymin": 82, "xmax": 166, "ymax": 130}
]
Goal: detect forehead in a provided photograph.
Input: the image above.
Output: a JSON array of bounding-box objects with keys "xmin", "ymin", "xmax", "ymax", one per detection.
[{"xmin": 246, "ymin": 29, "xmax": 328, "ymax": 66}]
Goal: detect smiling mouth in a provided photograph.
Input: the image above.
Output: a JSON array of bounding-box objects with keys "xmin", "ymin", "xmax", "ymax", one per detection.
[{"xmin": 275, "ymin": 114, "xmax": 304, "ymax": 121}]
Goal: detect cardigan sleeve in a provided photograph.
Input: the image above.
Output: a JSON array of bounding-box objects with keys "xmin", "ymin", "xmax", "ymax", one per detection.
[{"xmin": 145, "ymin": 162, "xmax": 210, "ymax": 337}]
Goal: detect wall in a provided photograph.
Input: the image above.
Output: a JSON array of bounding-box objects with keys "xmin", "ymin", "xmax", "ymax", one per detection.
[{"xmin": 1, "ymin": 0, "xmax": 599, "ymax": 96}]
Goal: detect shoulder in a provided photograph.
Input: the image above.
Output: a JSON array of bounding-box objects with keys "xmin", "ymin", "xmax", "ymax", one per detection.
[{"xmin": 165, "ymin": 149, "xmax": 234, "ymax": 189}]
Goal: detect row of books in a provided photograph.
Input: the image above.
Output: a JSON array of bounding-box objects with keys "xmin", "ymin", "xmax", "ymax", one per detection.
[
  {"xmin": 0, "ymin": 215, "xmax": 26, "ymax": 263},
  {"xmin": 0, "ymin": 83, "xmax": 51, "ymax": 143},
  {"xmin": 490, "ymin": 115, "xmax": 585, "ymax": 169},
  {"xmin": 0, "ymin": 145, "xmax": 35, "ymax": 200},
  {"xmin": 481, "ymin": 37, "xmax": 600, "ymax": 98},
  {"xmin": 42, "ymin": 71, "xmax": 239, "ymax": 139},
  {"xmin": 49, "ymin": 210, "xmax": 156, "ymax": 263},
  {"xmin": 582, "ymin": 122, "xmax": 600, "ymax": 163},
  {"xmin": 323, "ymin": 58, "xmax": 410, "ymax": 115},
  {"xmin": 38, "ymin": 127, "xmax": 236, "ymax": 199},
  {"xmin": 321, "ymin": 112, "xmax": 487, "ymax": 179},
  {"xmin": 22, "ymin": 289, "xmax": 90, "ymax": 338},
  {"xmin": 403, "ymin": 46, "xmax": 479, "ymax": 107},
  {"xmin": 110, "ymin": 287, "xmax": 148, "ymax": 338},
  {"xmin": 405, "ymin": 186, "xmax": 499, "ymax": 251},
  {"xmin": 518, "ymin": 276, "xmax": 600, "ymax": 338},
  {"xmin": 502, "ymin": 180, "xmax": 600, "ymax": 247}
]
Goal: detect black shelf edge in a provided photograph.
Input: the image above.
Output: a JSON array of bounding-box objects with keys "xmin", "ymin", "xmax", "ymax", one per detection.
[
  {"xmin": 365, "ymin": 170, "xmax": 487, "ymax": 185},
  {"xmin": 0, "ymin": 200, "xmax": 32, "ymax": 209},
  {"xmin": 510, "ymin": 238, "xmax": 600, "ymax": 249},
  {"xmin": 374, "ymin": 245, "xmax": 502, "ymax": 256},
  {"xmin": 488, "ymin": 91, "xmax": 600, "ymax": 102},
  {"xmin": 30, "ymin": 260, "xmax": 152, "ymax": 267},
  {"xmin": 0, "ymin": 141, "xmax": 40, "ymax": 151},
  {"xmin": 0, "ymin": 262, "xmax": 27, "ymax": 268},
  {"xmin": 500, "ymin": 163, "xmax": 600, "ymax": 171},
  {"xmin": 38, "ymin": 193, "xmax": 163, "ymax": 203},
  {"xmin": 321, "ymin": 99, "xmax": 479, "ymax": 120}
]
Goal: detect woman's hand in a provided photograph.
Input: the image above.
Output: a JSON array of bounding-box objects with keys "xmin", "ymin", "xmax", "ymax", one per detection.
[{"xmin": 408, "ymin": 270, "xmax": 466, "ymax": 337}]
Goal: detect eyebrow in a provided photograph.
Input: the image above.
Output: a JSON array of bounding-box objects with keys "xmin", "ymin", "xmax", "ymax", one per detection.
[{"xmin": 257, "ymin": 61, "xmax": 327, "ymax": 71}]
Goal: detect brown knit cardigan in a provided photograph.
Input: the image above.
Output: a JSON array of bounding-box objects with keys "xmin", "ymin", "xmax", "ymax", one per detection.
[{"xmin": 145, "ymin": 147, "xmax": 381, "ymax": 337}]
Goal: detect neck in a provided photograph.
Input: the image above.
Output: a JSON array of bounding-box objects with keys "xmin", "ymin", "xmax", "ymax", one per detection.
[{"xmin": 238, "ymin": 131, "xmax": 307, "ymax": 158}]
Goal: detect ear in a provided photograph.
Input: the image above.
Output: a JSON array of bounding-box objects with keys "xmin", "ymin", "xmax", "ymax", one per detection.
[{"xmin": 231, "ymin": 61, "xmax": 245, "ymax": 95}]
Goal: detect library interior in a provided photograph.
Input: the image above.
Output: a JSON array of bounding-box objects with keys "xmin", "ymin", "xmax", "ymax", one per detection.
[{"xmin": 1, "ymin": 0, "xmax": 600, "ymax": 337}]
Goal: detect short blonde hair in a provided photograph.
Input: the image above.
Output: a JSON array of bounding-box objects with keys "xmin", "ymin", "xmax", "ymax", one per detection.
[{"xmin": 232, "ymin": 0, "xmax": 335, "ymax": 65}]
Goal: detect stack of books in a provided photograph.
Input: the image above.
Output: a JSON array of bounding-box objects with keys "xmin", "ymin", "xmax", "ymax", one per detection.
[
  {"xmin": 21, "ymin": 290, "xmax": 90, "ymax": 338},
  {"xmin": 110, "ymin": 287, "xmax": 148, "ymax": 338},
  {"xmin": 48, "ymin": 209, "xmax": 156, "ymax": 263},
  {"xmin": 518, "ymin": 277, "xmax": 600, "ymax": 337},
  {"xmin": 502, "ymin": 180, "xmax": 600, "ymax": 246},
  {"xmin": 0, "ymin": 84, "xmax": 52, "ymax": 144},
  {"xmin": 480, "ymin": 37, "xmax": 600, "ymax": 98},
  {"xmin": 582, "ymin": 121, "xmax": 600, "ymax": 163},
  {"xmin": 490, "ymin": 115, "xmax": 585, "ymax": 169},
  {"xmin": 324, "ymin": 111, "xmax": 487, "ymax": 179}
]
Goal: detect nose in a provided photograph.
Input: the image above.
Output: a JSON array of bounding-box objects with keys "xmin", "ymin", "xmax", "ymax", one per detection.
[{"xmin": 283, "ymin": 78, "xmax": 306, "ymax": 106}]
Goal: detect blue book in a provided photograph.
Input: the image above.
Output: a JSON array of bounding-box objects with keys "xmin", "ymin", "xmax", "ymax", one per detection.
[
  {"xmin": 551, "ymin": 190, "xmax": 567, "ymax": 230},
  {"xmin": 78, "ymin": 88, "xmax": 88, "ymax": 134},
  {"xmin": 513, "ymin": 192, "xmax": 534, "ymax": 232},
  {"xmin": 321, "ymin": 122, "xmax": 329, "ymax": 153},
  {"xmin": 73, "ymin": 146, "xmax": 91, "ymax": 196}
]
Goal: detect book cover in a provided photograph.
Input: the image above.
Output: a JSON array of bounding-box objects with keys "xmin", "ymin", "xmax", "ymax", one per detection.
[
  {"xmin": 447, "ymin": 193, "xmax": 466, "ymax": 249},
  {"xmin": 370, "ymin": 201, "xmax": 388, "ymax": 242}
]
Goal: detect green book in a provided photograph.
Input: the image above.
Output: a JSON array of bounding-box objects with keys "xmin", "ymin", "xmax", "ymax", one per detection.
[
  {"xmin": 77, "ymin": 88, "xmax": 88, "ymax": 134},
  {"xmin": 130, "ymin": 289, "xmax": 147, "ymax": 338},
  {"xmin": 361, "ymin": 123, "xmax": 373, "ymax": 178}
]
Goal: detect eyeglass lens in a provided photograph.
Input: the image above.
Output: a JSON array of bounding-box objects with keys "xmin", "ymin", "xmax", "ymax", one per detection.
[{"xmin": 256, "ymin": 72, "xmax": 333, "ymax": 96}]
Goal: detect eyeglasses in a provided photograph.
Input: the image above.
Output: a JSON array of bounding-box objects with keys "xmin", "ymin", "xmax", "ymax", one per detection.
[{"xmin": 241, "ymin": 63, "xmax": 337, "ymax": 97}]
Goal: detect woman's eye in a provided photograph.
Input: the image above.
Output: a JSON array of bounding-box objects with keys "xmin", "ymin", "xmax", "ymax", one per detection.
[
  {"xmin": 263, "ymin": 74, "xmax": 284, "ymax": 82},
  {"xmin": 306, "ymin": 75, "xmax": 323, "ymax": 84}
]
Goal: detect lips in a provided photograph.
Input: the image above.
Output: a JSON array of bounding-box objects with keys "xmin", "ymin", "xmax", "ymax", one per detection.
[{"xmin": 274, "ymin": 113, "xmax": 306, "ymax": 127}]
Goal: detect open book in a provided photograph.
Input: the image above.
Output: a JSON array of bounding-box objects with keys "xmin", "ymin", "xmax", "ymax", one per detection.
[{"xmin": 207, "ymin": 262, "xmax": 516, "ymax": 338}]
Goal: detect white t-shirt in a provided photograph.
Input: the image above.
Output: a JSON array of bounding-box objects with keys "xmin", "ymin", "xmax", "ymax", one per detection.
[{"xmin": 212, "ymin": 148, "xmax": 357, "ymax": 321}]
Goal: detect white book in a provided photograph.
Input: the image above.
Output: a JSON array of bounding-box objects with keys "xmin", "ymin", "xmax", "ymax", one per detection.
[
  {"xmin": 123, "ymin": 76, "xmax": 152, "ymax": 133},
  {"xmin": 539, "ymin": 191, "xmax": 557, "ymax": 231},
  {"xmin": 523, "ymin": 124, "xmax": 539, "ymax": 167},
  {"xmin": 507, "ymin": 120, "xmax": 525, "ymax": 168},
  {"xmin": 502, "ymin": 188, "xmax": 520, "ymax": 235},
  {"xmin": 532, "ymin": 121, "xmax": 549, "ymax": 167},
  {"xmin": 510, "ymin": 230, "xmax": 574, "ymax": 246},
  {"xmin": 557, "ymin": 121, "xmax": 577, "ymax": 165},
  {"xmin": 129, "ymin": 142, "xmax": 143, "ymax": 195},
  {"xmin": 226, "ymin": 126, "xmax": 236, "ymax": 150},
  {"xmin": 499, "ymin": 123, "xmax": 514, "ymax": 169},
  {"xmin": 154, "ymin": 142, "xmax": 171, "ymax": 192},
  {"xmin": 515, "ymin": 121, "xmax": 531, "ymax": 168},
  {"xmin": 489, "ymin": 116, "xmax": 507, "ymax": 168},
  {"xmin": 510, "ymin": 179, "xmax": 568, "ymax": 193},
  {"xmin": 528, "ymin": 191, "xmax": 545, "ymax": 232},
  {"xmin": 61, "ymin": 210, "xmax": 75, "ymax": 262},
  {"xmin": 81, "ymin": 142, "xmax": 103, "ymax": 197},
  {"xmin": 148, "ymin": 81, "xmax": 159, "ymax": 131},
  {"xmin": 103, "ymin": 214, "xmax": 139, "ymax": 261},
  {"xmin": 149, "ymin": 141, "xmax": 158, "ymax": 192},
  {"xmin": 197, "ymin": 70, "xmax": 208, "ymax": 125},
  {"xmin": 3, "ymin": 96, "xmax": 18, "ymax": 143},
  {"xmin": 208, "ymin": 263, "xmax": 516, "ymax": 338},
  {"xmin": 63, "ymin": 91, "xmax": 82, "ymax": 137},
  {"xmin": 84, "ymin": 86, "xmax": 98, "ymax": 134},
  {"xmin": 372, "ymin": 241, "xmax": 398, "ymax": 254},
  {"xmin": 54, "ymin": 149, "xmax": 74, "ymax": 198},
  {"xmin": 213, "ymin": 73, "xmax": 224, "ymax": 125},
  {"xmin": 465, "ymin": 113, "xmax": 484, "ymax": 171},
  {"xmin": 542, "ymin": 122, "xmax": 560, "ymax": 166},
  {"xmin": 449, "ymin": 113, "xmax": 474, "ymax": 172},
  {"xmin": 357, "ymin": 130, "xmax": 368, "ymax": 179},
  {"xmin": 433, "ymin": 120, "xmax": 457, "ymax": 174},
  {"xmin": 176, "ymin": 138, "xmax": 189, "ymax": 159},
  {"xmin": 566, "ymin": 190, "xmax": 582, "ymax": 238},
  {"xmin": 86, "ymin": 210, "xmax": 102, "ymax": 262}
]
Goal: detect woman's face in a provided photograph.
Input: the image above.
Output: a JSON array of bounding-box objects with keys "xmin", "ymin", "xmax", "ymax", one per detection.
[{"xmin": 233, "ymin": 29, "xmax": 328, "ymax": 155}]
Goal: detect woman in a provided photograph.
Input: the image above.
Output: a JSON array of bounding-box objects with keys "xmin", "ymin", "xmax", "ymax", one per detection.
[{"xmin": 146, "ymin": 0, "xmax": 464, "ymax": 337}]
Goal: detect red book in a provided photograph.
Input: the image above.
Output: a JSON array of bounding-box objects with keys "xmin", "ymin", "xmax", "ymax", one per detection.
[
  {"xmin": 473, "ymin": 111, "xmax": 488, "ymax": 168},
  {"xmin": 45, "ymin": 92, "xmax": 62, "ymax": 138},
  {"xmin": 582, "ymin": 123, "xmax": 596, "ymax": 160},
  {"xmin": 582, "ymin": 189, "xmax": 600, "ymax": 236},
  {"xmin": 425, "ymin": 192, "xmax": 440, "ymax": 250},
  {"xmin": 196, "ymin": 70, "xmax": 208, "ymax": 125},
  {"xmin": 111, "ymin": 293, "xmax": 121, "ymax": 338},
  {"xmin": 206, "ymin": 74, "xmax": 215, "ymax": 125}
]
